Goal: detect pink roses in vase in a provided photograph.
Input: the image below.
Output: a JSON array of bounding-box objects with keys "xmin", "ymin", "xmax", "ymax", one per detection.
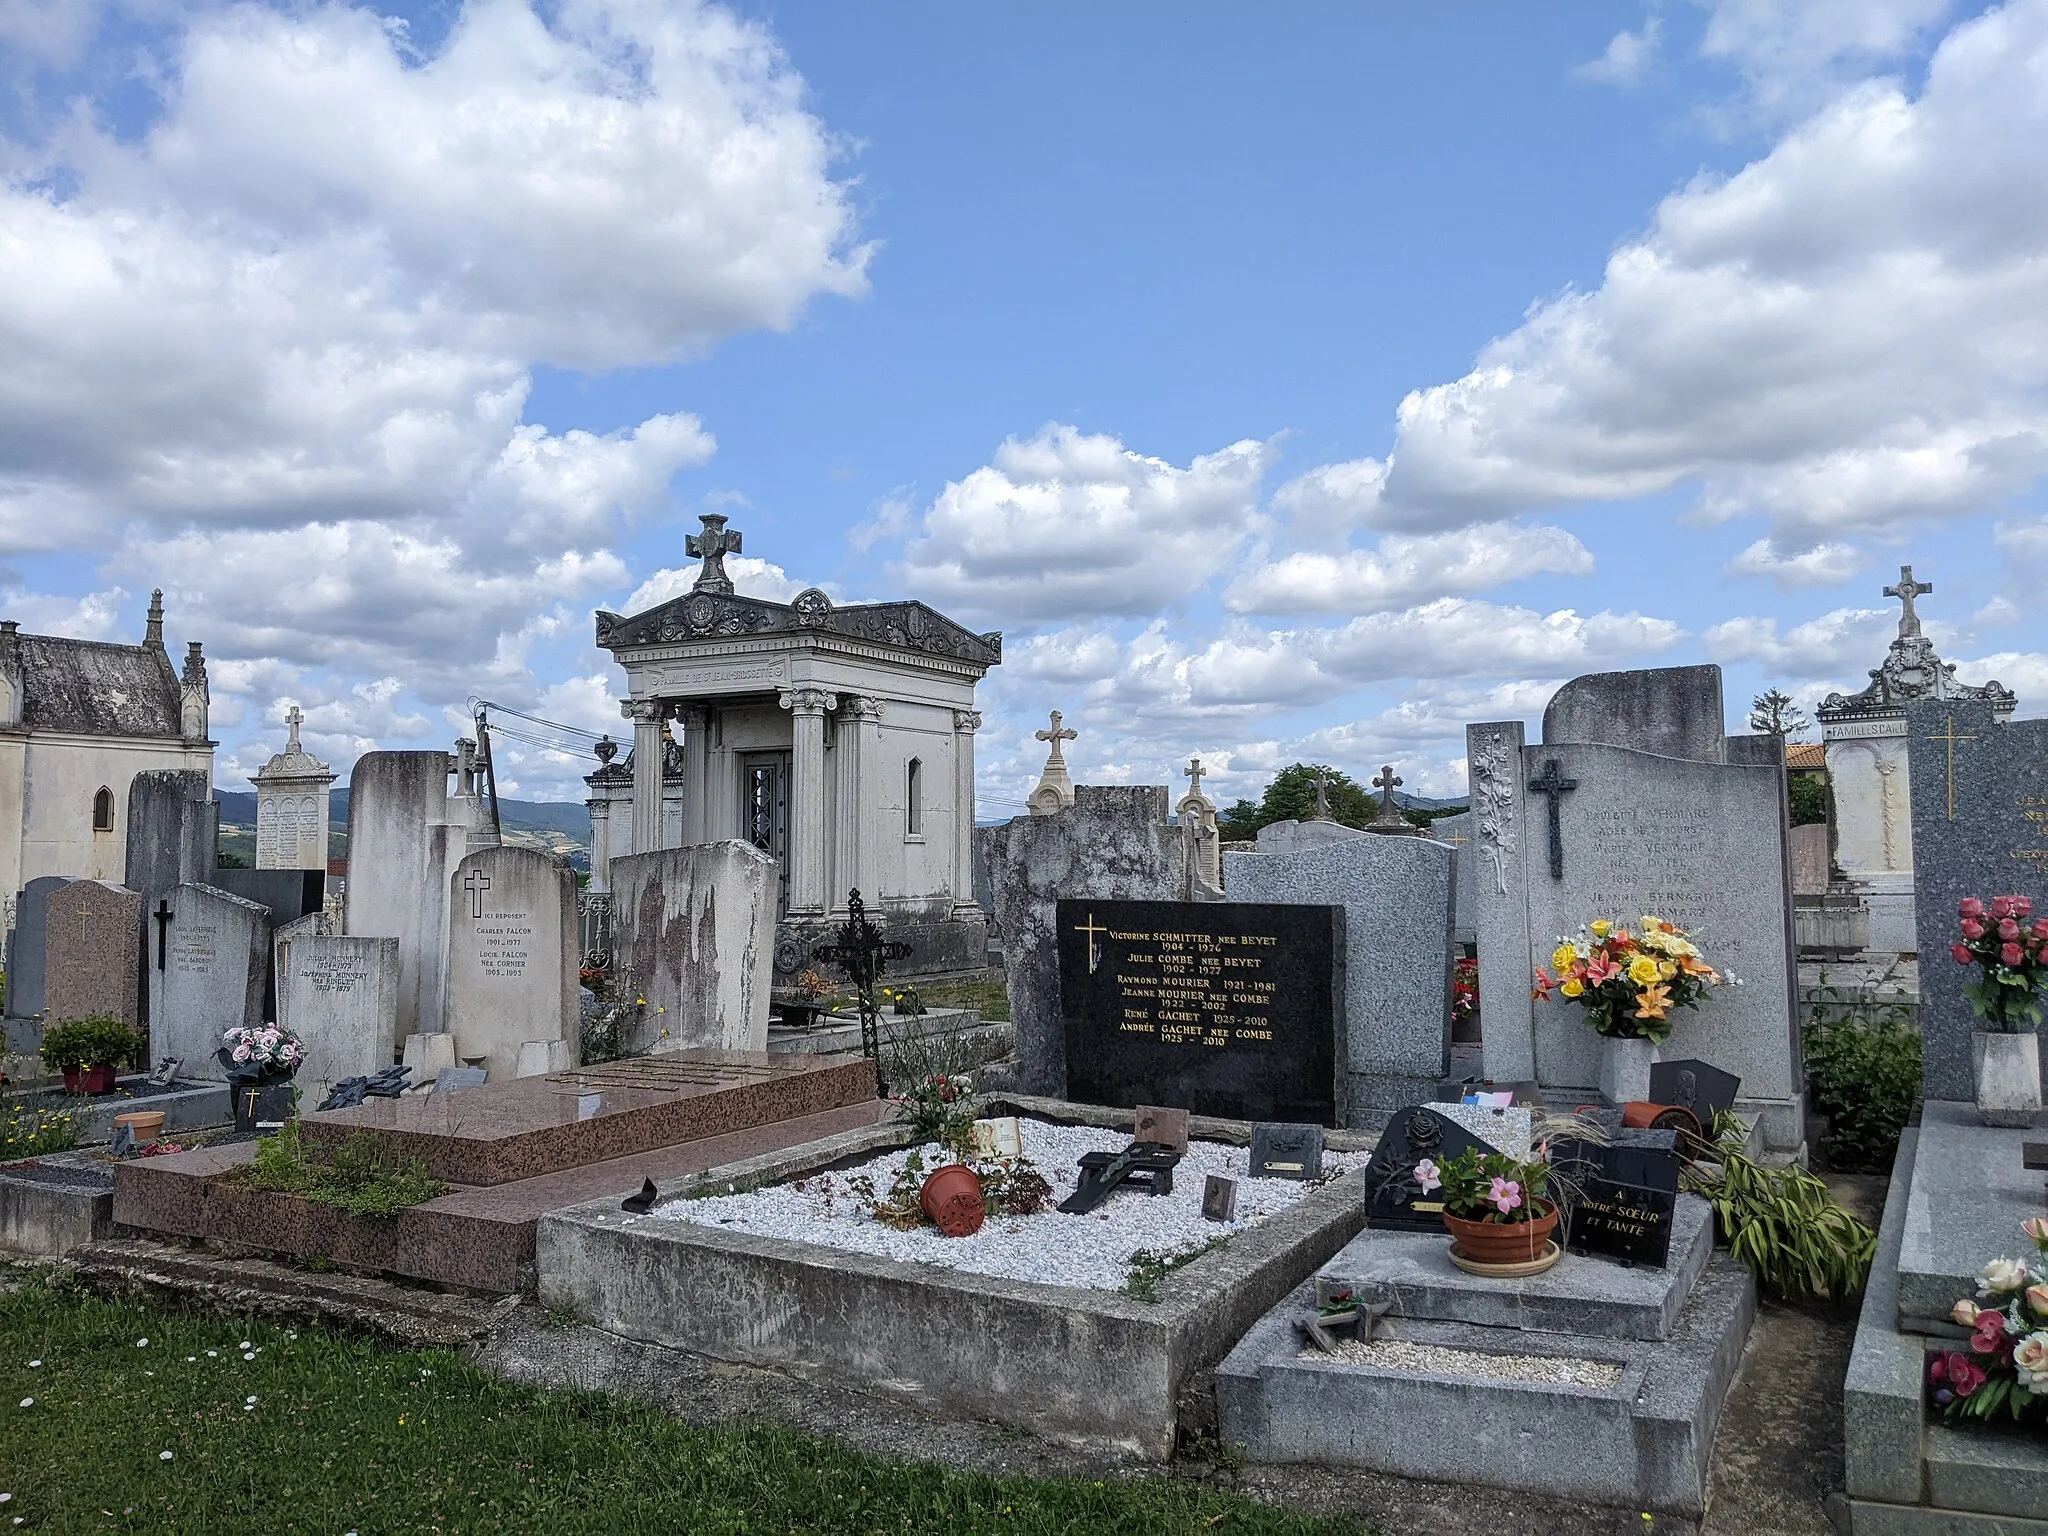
[{"xmin": 1952, "ymin": 896, "xmax": 2048, "ymax": 1032}]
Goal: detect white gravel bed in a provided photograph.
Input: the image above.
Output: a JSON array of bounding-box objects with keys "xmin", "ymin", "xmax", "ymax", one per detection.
[
  {"xmin": 1318, "ymin": 1337, "xmax": 1623, "ymax": 1388},
  {"xmin": 650, "ymin": 1119, "xmax": 1362, "ymax": 1293}
]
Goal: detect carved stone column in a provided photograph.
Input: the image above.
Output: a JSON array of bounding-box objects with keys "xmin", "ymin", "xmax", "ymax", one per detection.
[
  {"xmin": 625, "ymin": 699, "xmax": 667, "ymax": 855},
  {"xmin": 587, "ymin": 799, "xmax": 612, "ymax": 893},
  {"xmin": 951, "ymin": 709, "xmax": 982, "ymax": 917},
  {"xmin": 679, "ymin": 702, "xmax": 712, "ymax": 846},
  {"xmin": 830, "ymin": 697, "xmax": 884, "ymax": 916},
  {"xmin": 780, "ymin": 687, "xmax": 838, "ymax": 914}
]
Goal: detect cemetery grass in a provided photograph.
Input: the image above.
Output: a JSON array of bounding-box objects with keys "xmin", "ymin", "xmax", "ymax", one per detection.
[
  {"xmin": 0, "ymin": 1274, "xmax": 1375, "ymax": 1536},
  {"xmin": 911, "ymin": 972, "xmax": 1011, "ymax": 1023}
]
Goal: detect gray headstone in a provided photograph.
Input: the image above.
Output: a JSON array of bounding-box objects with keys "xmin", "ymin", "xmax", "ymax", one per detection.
[
  {"xmin": 123, "ymin": 770, "xmax": 218, "ymax": 896},
  {"xmin": 279, "ymin": 931, "xmax": 396, "ymax": 1107},
  {"xmin": 978, "ymin": 785, "xmax": 1187, "ymax": 1095},
  {"xmin": 434, "ymin": 1064, "xmax": 488, "ymax": 1093},
  {"xmin": 211, "ymin": 867, "xmax": 326, "ymax": 928},
  {"xmin": 609, "ymin": 841, "xmax": 779, "ymax": 1053},
  {"xmin": 147, "ymin": 882, "xmax": 269, "ymax": 1078},
  {"xmin": 343, "ymin": 750, "xmax": 458, "ymax": 1049},
  {"xmin": 1469, "ymin": 664, "xmax": 1802, "ymax": 1151},
  {"xmin": 444, "ymin": 845, "xmax": 578, "ymax": 1080},
  {"xmin": 1906, "ymin": 699, "xmax": 2048, "ymax": 1101},
  {"xmin": 44, "ymin": 878, "xmax": 143, "ymax": 1026},
  {"xmin": 5, "ymin": 875, "xmax": 69, "ymax": 1021},
  {"xmin": 1254, "ymin": 818, "xmax": 1368, "ymax": 856},
  {"xmin": 1225, "ymin": 834, "xmax": 1456, "ymax": 1121},
  {"xmin": 1788, "ymin": 822, "xmax": 1830, "ymax": 896},
  {"xmin": 1431, "ymin": 811, "xmax": 1477, "ymax": 944},
  {"xmin": 1542, "ymin": 664, "xmax": 1727, "ymax": 765}
]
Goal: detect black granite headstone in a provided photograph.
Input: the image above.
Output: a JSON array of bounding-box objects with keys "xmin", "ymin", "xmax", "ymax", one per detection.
[
  {"xmin": 1362, "ymin": 1104, "xmax": 1502, "ymax": 1231},
  {"xmin": 211, "ymin": 868, "xmax": 326, "ymax": 927},
  {"xmin": 1057, "ymin": 898, "xmax": 1343, "ymax": 1125},
  {"xmin": 1552, "ymin": 1129, "xmax": 1682, "ymax": 1267},
  {"xmin": 1649, "ymin": 1059, "xmax": 1740, "ymax": 1127}
]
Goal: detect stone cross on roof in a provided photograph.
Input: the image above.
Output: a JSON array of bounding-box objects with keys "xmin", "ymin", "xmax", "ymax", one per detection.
[
  {"xmin": 1185, "ymin": 756, "xmax": 1206, "ymax": 799},
  {"xmin": 1885, "ymin": 564, "xmax": 1932, "ymax": 639},
  {"xmin": 687, "ymin": 513, "xmax": 743, "ymax": 596},
  {"xmin": 284, "ymin": 704, "xmax": 304, "ymax": 750},
  {"xmin": 1309, "ymin": 767, "xmax": 1333, "ymax": 822},
  {"xmin": 1035, "ymin": 710, "xmax": 1077, "ymax": 763}
]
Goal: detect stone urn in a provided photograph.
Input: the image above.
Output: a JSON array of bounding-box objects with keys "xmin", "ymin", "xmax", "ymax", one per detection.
[
  {"xmin": 1971, "ymin": 1031, "xmax": 2042, "ymax": 1129},
  {"xmin": 1600, "ymin": 1035, "xmax": 1659, "ymax": 1105}
]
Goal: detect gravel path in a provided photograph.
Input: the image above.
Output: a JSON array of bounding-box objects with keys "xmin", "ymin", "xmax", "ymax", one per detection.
[
  {"xmin": 653, "ymin": 1119, "xmax": 1361, "ymax": 1292},
  {"xmin": 1319, "ymin": 1337, "xmax": 1623, "ymax": 1388}
]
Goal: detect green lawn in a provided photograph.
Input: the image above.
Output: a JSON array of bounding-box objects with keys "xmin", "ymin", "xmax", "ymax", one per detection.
[
  {"xmin": 0, "ymin": 1274, "xmax": 1373, "ymax": 1535},
  {"xmin": 914, "ymin": 974, "xmax": 1011, "ymax": 1023}
]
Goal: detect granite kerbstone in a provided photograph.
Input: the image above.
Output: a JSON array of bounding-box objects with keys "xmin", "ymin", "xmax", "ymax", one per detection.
[
  {"xmin": 444, "ymin": 846, "xmax": 578, "ymax": 1081},
  {"xmin": 5, "ymin": 875, "xmax": 67, "ymax": 1022},
  {"xmin": 45, "ymin": 879, "xmax": 143, "ymax": 1026},
  {"xmin": 1845, "ymin": 1128, "xmax": 1928, "ymax": 1507},
  {"xmin": 1846, "ymin": 1503, "xmax": 2048, "ymax": 1534},
  {"xmin": 978, "ymin": 786, "xmax": 1186, "ymax": 1096},
  {"xmin": 1319, "ymin": 1194, "xmax": 1714, "ymax": 1341},
  {"xmin": 1905, "ymin": 700, "xmax": 2048, "ymax": 1101},
  {"xmin": 123, "ymin": 770, "xmax": 218, "ymax": 897},
  {"xmin": 609, "ymin": 842, "xmax": 778, "ymax": 1054},
  {"xmin": 1543, "ymin": 663, "xmax": 1727, "ymax": 764},
  {"xmin": 280, "ymin": 932, "xmax": 398, "ymax": 1106},
  {"xmin": 1214, "ymin": 1257, "xmax": 1756, "ymax": 1516},
  {"xmin": 299, "ymin": 1048, "xmax": 876, "ymax": 1185},
  {"xmin": 147, "ymin": 883, "xmax": 269, "ymax": 1079},
  {"xmin": 1924, "ymin": 1424, "xmax": 2048, "ymax": 1520},
  {"xmin": 1897, "ymin": 1100, "xmax": 2048, "ymax": 1330},
  {"xmin": 1224, "ymin": 835, "xmax": 1455, "ymax": 1120},
  {"xmin": 0, "ymin": 1152, "xmax": 113, "ymax": 1259}
]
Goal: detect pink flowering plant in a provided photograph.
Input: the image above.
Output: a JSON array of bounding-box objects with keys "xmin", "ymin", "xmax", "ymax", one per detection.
[
  {"xmin": 216, "ymin": 1023, "xmax": 304, "ymax": 1085},
  {"xmin": 1950, "ymin": 895, "xmax": 2048, "ymax": 1032},
  {"xmin": 1930, "ymin": 1215, "xmax": 2048, "ymax": 1426},
  {"xmin": 1414, "ymin": 1144, "xmax": 1554, "ymax": 1225}
]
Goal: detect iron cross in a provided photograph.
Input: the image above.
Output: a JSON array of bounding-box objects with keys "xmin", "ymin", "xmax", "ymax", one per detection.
[
  {"xmin": 464, "ymin": 867, "xmax": 492, "ymax": 919},
  {"xmin": 154, "ymin": 898, "xmax": 174, "ymax": 971},
  {"xmin": 1528, "ymin": 758, "xmax": 1579, "ymax": 881}
]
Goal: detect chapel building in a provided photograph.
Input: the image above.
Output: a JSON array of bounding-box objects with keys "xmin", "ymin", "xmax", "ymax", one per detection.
[
  {"xmin": 0, "ymin": 590, "xmax": 213, "ymax": 899},
  {"xmin": 591, "ymin": 515, "xmax": 998, "ymax": 976}
]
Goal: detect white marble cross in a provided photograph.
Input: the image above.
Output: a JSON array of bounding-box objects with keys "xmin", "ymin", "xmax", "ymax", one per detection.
[
  {"xmin": 284, "ymin": 705, "xmax": 304, "ymax": 749},
  {"xmin": 1884, "ymin": 565, "xmax": 1932, "ymax": 638},
  {"xmin": 1035, "ymin": 710, "xmax": 1077, "ymax": 763},
  {"xmin": 1185, "ymin": 756, "xmax": 1206, "ymax": 798}
]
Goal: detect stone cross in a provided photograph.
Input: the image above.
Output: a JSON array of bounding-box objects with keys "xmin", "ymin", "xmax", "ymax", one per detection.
[
  {"xmin": 1372, "ymin": 764, "xmax": 1402, "ymax": 814},
  {"xmin": 1310, "ymin": 768, "xmax": 1333, "ymax": 822},
  {"xmin": 464, "ymin": 867, "xmax": 492, "ymax": 919},
  {"xmin": 687, "ymin": 513, "xmax": 743, "ymax": 596},
  {"xmin": 1528, "ymin": 758, "xmax": 1579, "ymax": 881},
  {"xmin": 74, "ymin": 896, "xmax": 94, "ymax": 937},
  {"xmin": 1036, "ymin": 710, "xmax": 1077, "ymax": 763},
  {"xmin": 154, "ymin": 898, "xmax": 174, "ymax": 971},
  {"xmin": 284, "ymin": 704, "xmax": 304, "ymax": 750},
  {"xmin": 1186, "ymin": 757, "xmax": 1207, "ymax": 799},
  {"xmin": 1885, "ymin": 564, "xmax": 1933, "ymax": 639}
]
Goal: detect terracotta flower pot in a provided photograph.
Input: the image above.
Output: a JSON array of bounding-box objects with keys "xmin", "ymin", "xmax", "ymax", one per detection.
[
  {"xmin": 920, "ymin": 1163, "xmax": 986, "ymax": 1238},
  {"xmin": 81, "ymin": 1062, "xmax": 119, "ymax": 1095},
  {"xmin": 1443, "ymin": 1201, "xmax": 1559, "ymax": 1265},
  {"xmin": 115, "ymin": 1110, "xmax": 166, "ymax": 1146}
]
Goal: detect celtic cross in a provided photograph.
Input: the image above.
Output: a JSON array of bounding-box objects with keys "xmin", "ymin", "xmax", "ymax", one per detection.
[{"xmin": 1884, "ymin": 565, "xmax": 1933, "ymax": 639}]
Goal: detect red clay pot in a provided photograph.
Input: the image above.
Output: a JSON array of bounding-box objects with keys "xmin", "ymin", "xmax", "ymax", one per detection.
[
  {"xmin": 60, "ymin": 1065, "xmax": 84, "ymax": 1094},
  {"xmin": 1443, "ymin": 1201, "xmax": 1559, "ymax": 1265},
  {"xmin": 80, "ymin": 1062, "xmax": 119, "ymax": 1095},
  {"xmin": 920, "ymin": 1163, "xmax": 986, "ymax": 1238}
]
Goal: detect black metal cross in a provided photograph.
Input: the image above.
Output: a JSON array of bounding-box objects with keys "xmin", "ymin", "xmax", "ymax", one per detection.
[
  {"xmin": 812, "ymin": 890, "xmax": 912, "ymax": 1098},
  {"xmin": 154, "ymin": 898, "xmax": 174, "ymax": 971},
  {"xmin": 1528, "ymin": 758, "xmax": 1578, "ymax": 881}
]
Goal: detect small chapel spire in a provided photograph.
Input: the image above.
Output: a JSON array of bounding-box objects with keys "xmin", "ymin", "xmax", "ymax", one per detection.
[{"xmin": 144, "ymin": 588, "xmax": 165, "ymax": 651}]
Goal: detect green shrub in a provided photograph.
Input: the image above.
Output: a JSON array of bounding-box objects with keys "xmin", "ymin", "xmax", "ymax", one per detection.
[
  {"xmin": 1683, "ymin": 1113, "xmax": 1876, "ymax": 1303},
  {"xmin": 1804, "ymin": 983, "xmax": 1922, "ymax": 1173},
  {"xmin": 235, "ymin": 1122, "xmax": 449, "ymax": 1218},
  {"xmin": 38, "ymin": 1015, "xmax": 144, "ymax": 1072}
]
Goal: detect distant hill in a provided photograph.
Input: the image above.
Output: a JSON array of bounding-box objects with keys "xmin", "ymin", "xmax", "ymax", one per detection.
[{"xmin": 215, "ymin": 786, "xmax": 591, "ymax": 870}]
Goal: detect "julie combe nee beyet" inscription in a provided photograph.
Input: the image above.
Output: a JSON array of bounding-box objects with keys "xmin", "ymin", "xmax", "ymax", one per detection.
[
  {"xmin": 473, "ymin": 914, "xmax": 533, "ymax": 980},
  {"xmin": 1106, "ymin": 927, "xmax": 1279, "ymax": 1048}
]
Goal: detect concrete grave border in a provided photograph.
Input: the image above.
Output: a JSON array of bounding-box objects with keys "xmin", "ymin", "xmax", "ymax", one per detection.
[{"xmin": 536, "ymin": 1093, "xmax": 1375, "ymax": 1459}]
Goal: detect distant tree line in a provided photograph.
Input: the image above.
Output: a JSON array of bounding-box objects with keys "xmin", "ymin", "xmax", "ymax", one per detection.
[{"xmin": 1217, "ymin": 763, "xmax": 1465, "ymax": 842}]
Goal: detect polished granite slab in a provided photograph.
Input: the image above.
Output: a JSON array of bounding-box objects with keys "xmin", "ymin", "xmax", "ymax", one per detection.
[{"xmin": 298, "ymin": 1049, "xmax": 878, "ymax": 1185}]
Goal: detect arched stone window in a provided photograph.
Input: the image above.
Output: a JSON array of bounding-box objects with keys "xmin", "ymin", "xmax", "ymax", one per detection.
[
  {"xmin": 92, "ymin": 786, "xmax": 115, "ymax": 832},
  {"xmin": 906, "ymin": 757, "xmax": 923, "ymax": 837}
]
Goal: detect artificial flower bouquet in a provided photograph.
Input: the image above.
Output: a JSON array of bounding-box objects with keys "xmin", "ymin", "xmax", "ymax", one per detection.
[
  {"xmin": 216, "ymin": 1023, "xmax": 304, "ymax": 1085},
  {"xmin": 1533, "ymin": 915, "xmax": 1723, "ymax": 1044},
  {"xmin": 1951, "ymin": 896, "xmax": 2048, "ymax": 1032},
  {"xmin": 1932, "ymin": 1216, "xmax": 2048, "ymax": 1425},
  {"xmin": 1451, "ymin": 955, "xmax": 1479, "ymax": 1028},
  {"xmin": 1413, "ymin": 1144, "xmax": 1554, "ymax": 1225}
]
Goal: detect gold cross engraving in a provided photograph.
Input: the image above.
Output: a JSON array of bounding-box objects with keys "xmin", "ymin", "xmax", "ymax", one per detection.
[
  {"xmin": 1924, "ymin": 712, "xmax": 1977, "ymax": 822},
  {"xmin": 1074, "ymin": 911, "xmax": 1108, "ymax": 976}
]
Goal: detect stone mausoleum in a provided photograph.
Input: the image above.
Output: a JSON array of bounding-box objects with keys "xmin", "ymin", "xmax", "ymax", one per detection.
[
  {"xmin": 593, "ymin": 514, "xmax": 1000, "ymax": 977},
  {"xmin": 1818, "ymin": 565, "xmax": 2014, "ymax": 956}
]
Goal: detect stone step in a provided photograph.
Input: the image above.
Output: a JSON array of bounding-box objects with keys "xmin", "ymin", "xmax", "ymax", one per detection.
[{"xmin": 1924, "ymin": 1423, "xmax": 2048, "ymax": 1521}]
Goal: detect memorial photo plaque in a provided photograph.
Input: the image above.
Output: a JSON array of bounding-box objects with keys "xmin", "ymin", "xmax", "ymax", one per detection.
[
  {"xmin": 1250, "ymin": 1121, "xmax": 1326, "ymax": 1180},
  {"xmin": 1648, "ymin": 1059, "xmax": 1740, "ymax": 1129},
  {"xmin": 1202, "ymin": 1173, "xmax": 1239, "ymax": 1222},
  {"xmin": 1058, "ymin": 898, "xmax": 1343, "ymax": 1125}
]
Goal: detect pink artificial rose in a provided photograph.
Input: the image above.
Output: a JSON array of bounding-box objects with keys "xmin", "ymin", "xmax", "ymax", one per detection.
[
  {"xmin": 2023, "ymin": 1216, "xmax": 2048, "ymax": 1244},
  {"xmin": 2026, "ymin": 1284, "xmax": 2048, "ymax": 1319},
  {"xmin": 1994, "ymin": 896, "xmax": 2020, "ymax": 920},
  {"xmin": 1947, "ymin": 1351, "xmax": 1987, "ymax": 1397},
  {"xmin": 1952, "ymin": 942, "xmax": 1976, "ymax": 965},
  {"xmin": 2000, "ymin": 917, "xmax": 2022, "ymax": 941},
  {"xmin": 231, "ymin": 1044, "xmax": 251, "ymax": 1063},
  {"xmin": 1953, "ymin": 1299, "xmax": 1982, "ymax": 1327},
  {"xmin": 2017, "ymin": 896, "xmax": 2036, "ymax": 917},
  {"xmin": 2003, "ymin": 943, "xmax": 2026, "ymax": 967},
  {"xmin": 1972, "ymin": 1311, "xmax": 2009, "ymax": 1355},
  {"xmin": 1961, "ymin": 897, "xmax": 1987, "ymax": 918},
  {"xmin": 1962, "ymin": 918, "xmax": 1986, "ymax": 941}
]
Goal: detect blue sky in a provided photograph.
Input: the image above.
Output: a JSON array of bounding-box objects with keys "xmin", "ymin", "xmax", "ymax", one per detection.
[{"xmin": 3, "ymin": 0, "xmax": 2044, "ymax": 810}]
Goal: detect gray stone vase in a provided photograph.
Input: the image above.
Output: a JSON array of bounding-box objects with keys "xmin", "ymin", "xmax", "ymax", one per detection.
[
  {"xmin": 1600, "ymin": 1036, "xmax": 1659, "ymax": 1105},
  {"xmin": 1970, "ymin": 1030, "xmax": 2042, "ymax": 1128}
]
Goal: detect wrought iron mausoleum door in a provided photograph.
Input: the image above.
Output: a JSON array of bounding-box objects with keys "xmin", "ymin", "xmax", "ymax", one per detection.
[{"xmin": 741, "ymin": 750, "xmax": 792, "ymax": 913}]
